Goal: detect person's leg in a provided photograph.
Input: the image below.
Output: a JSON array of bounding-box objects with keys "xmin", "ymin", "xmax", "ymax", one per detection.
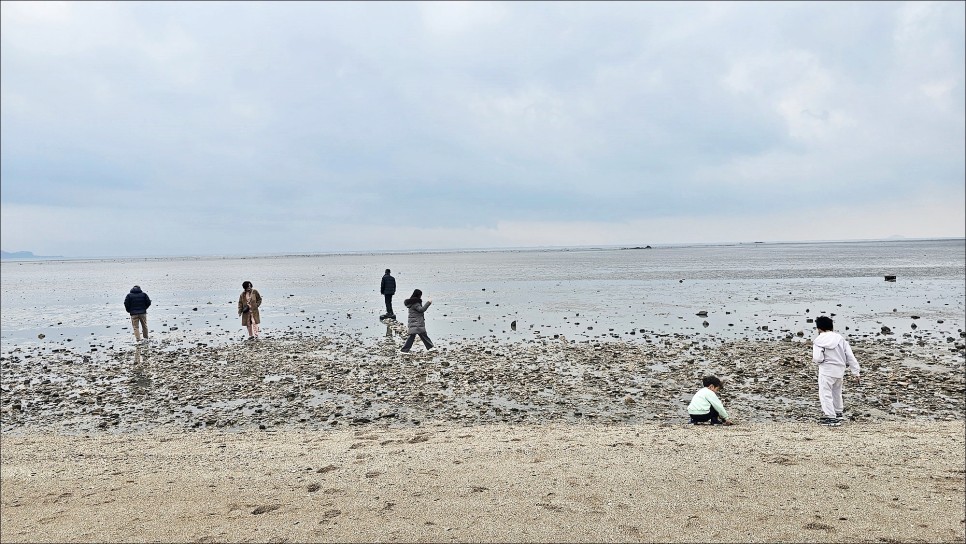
[
  {"xmin": 707, "ymin": 405, "xmax": 722, "ymax": 424},
  {"xmin": 401, "ymin": 334, "xmax": 416, "ymax": 352},
  {"xmin": 137, "ymin": 314, "xmax": 148, "ymax": 339},
  {"xmin": 385, "ymin": 294, "xmax": 394, "ymax": 316},
  {"xmin": 832, "ymin": 377, "xmax": 844, "ymax": 417},
  {"xmin": 418, "ymin": 332, "xmax": 434, "ymax": 349},
  {"xmin": 131, "ymin": 315, "xmax": 142, "ymax": 341},
  {"xmin": 252, "ymin": 317, "xmax": 260, "ymax": 338},
  {"xmin": 818, "ymin": 374, "xmax": 837, "ymax": 418},
  {"xmin": 689, "ymin": 412, "xmax": 712, "ymax": 424}
]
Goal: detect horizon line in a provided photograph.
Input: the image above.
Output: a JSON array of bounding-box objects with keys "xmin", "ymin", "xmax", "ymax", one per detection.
[{"xmin": 2, "ymin": 236, "xmax": 964, "ymax": 262}]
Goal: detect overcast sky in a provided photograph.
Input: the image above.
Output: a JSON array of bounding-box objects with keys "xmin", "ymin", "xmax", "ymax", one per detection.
[{"xmin": 2, "ymin": 1, "xmax": 964, "ymax": 257}]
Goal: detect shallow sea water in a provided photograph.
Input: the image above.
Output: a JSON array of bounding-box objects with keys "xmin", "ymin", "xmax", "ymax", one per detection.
[{"xmin": 1, "ymin": 239, "xmax": 964, "ymax": 354}]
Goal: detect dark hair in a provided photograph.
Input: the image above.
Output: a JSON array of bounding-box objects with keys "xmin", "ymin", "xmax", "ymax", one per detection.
[
  {"xmin": 242, "ymin": 281, "xmax": 253, "ymax": 290},
  {"xmin": 702, "ymin": 375, "xmax": 723, "ymax": 389},
  {"xmin": 404, "ymin": 289, "xmax": 422, "ymax": 306},
  {"xmin": 385, "ymin": 269, "xmax": 391, "ymax": 274},
  {"xmin": 815, "ymin": 316, "xmax": 833, "ymax": 331}
]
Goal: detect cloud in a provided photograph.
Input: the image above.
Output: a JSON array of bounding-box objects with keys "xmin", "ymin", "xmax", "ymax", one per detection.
[{"xmin": 1, "ymin": 1, "xmax": 963, "ymax": 256}]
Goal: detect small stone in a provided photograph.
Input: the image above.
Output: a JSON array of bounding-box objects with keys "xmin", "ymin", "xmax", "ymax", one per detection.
[{"xmin": 252, "ymin": 504, "xmax": 280, "ymax": 515}]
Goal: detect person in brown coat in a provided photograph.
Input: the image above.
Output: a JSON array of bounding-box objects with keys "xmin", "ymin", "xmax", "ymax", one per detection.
[{"xmin": 238, "ymin": 280, "xmax": 262, "ymax": 339}]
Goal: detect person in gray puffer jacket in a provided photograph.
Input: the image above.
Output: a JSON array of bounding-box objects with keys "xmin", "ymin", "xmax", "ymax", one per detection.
[{"xmin": 400, "ymin": 289, "xmax": 434, "ymax": 353}]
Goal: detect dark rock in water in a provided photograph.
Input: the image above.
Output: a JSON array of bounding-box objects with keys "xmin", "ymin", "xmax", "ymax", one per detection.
[
  {"xmin": 510, "ymin": 321, "xmax": 517, "ymax": 331},
  {"xmin": 911, "ymin": 323, "xmax": 917, "ymax": 329},
  {"xmin": 702, "ymin": 321, "xmax": 709, "ymax": 328},
  {"xmin": 169, "ymin": 326, "xmax": 179, "ymax": 331},
  {"xmin": 806, "ymin": 318, "xmax": 814, "ymax": 323},
  {"xmin": 884, "ymin": 275, "xmax": 897, "ymax": 282},
  {"xmin": 911, "ymin": 316, "xmax": 920, "ymax": 320},
  {"xmin": 679, "ymin": 279, "xmax": 684, "ymax": 283},
  {"xmin": 37, "ymin": 334, "xmax": 45, "ymax": 340},
  {"xmin": 760, "ymin": 325, "xmax": 769, "ymax": 331},
  {"xmin": 881, "ymin": 326, "xmax": 892, "ymax": 334},
  {"xmin": 696, "ymin": 311, "xmax": 708, "ymax": 317}
]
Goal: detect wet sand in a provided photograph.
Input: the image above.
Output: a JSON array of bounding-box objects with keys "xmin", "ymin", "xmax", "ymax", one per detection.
[{"xmin": 2, "ymin": 421, "xmax": 964, "ymax": 543}]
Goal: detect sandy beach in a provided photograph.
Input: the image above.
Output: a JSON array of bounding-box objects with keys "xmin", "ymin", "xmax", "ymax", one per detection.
[{"xmin": 2, "ymin": 421, "xmax": 964, "ymax": 543}]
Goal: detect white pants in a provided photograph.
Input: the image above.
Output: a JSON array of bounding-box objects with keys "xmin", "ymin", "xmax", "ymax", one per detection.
[{"xmin": 818, "ymin": 373, "xmax": 843, "ymax": 418}]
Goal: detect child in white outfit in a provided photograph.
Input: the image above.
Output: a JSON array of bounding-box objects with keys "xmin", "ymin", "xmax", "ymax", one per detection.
[{"xmin": 812, "ymin": 316, "xmax": 861, "ymax": 426}]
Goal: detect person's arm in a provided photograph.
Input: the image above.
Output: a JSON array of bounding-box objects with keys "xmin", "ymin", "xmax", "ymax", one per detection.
[
  {"xmin": 238, "ymin": 293, "xmax": 245, "ymax": 315},
  {"xmin": 253, "ymin": 290, "xmax": 262, "ymax": 309},
  {"xmin": 707, "ymin": 390, "xmax": 729, "ymax": 421},
  {"xmin": 380, "ymin": 277, "xmax": 387, "ymax": 294},
  {"xmin": 145, "ymin": 294, "xmax": 151, "ymax": 309},
  {"xmin": 843, "ymin": 341, "xmax": 860, "ymax": 378},
  {"xmin": 124, "ymin": 295, "xmax": 131, "ymax": 313},
  {"xmin": 417, "ymin": 300, "xmax": 432, "ymax": 313},
  {"xmin": 813, "ymin": 343, "xmax": 825, "ymax": 364}
]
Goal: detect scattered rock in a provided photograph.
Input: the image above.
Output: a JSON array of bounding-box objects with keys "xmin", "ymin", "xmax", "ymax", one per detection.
[{"xmin": 252, "ymin": 505, "xmax": 280, "ymax": 515}]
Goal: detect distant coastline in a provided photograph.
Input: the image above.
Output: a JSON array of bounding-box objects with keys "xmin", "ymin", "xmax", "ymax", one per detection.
[
  {"xmin": 2, "ymin": 237, "xmax": 963, "ymax": 262},
  {"xmin": 0, "ymin": 250, "xmax": 63, "ymax": 261}
]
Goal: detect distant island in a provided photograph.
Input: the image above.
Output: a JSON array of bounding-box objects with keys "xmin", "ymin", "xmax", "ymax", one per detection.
[
  {"xmin": 0, "ymin": 250, "xmax": 62, "ymax": 260},
  {"xmin": 621, "ymin": 245, "xmax": 653, "ymax": 250}
]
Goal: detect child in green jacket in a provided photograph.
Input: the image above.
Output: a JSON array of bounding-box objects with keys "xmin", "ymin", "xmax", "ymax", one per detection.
[{"xmin": 687, "ymin": 375, "xmax": 735, "ymax": 425}]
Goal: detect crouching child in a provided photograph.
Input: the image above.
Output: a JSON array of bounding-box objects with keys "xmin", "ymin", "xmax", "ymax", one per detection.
[{"xmin": 687, "ymin": 375, "xmax": 735, "ymax": 425}]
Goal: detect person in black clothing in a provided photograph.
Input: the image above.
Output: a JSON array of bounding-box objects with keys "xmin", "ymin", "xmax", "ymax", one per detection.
[
  {"xmin": 380, "ymin": 269, "xmax": 396, "ymax": 320},
  {"xmin": 124, "ymin": 285, "xmax": 152, "ymax": 342}
]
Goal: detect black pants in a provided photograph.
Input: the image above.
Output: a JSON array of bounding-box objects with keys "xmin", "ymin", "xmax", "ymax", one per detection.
[
  {"xmin": 384, "ymin": 294, "xmax": 394, "ymax": 316},
  {"xmin": 401, "ymin": 332, "xmax": 433, "ymax": 351},
  {"xmin": 689, "ymin": 406, "xmax": 723, "ymax": 424}
]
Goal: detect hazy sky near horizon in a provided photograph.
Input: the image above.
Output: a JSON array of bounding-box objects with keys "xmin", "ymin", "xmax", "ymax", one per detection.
[{"xmin": 2, "ymin": 1, "xmax": 964, "ymax": 257}]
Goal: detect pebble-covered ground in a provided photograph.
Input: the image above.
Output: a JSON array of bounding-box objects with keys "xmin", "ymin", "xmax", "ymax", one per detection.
[{"xmin": 2, "ymin": 319, "xmax": 964, "ymax": 433}]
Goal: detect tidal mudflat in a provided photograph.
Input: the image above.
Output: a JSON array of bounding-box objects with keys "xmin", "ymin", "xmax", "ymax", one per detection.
[{"xmin": 2, "ymin": 322, "xmax": 963, "ymax": 433}]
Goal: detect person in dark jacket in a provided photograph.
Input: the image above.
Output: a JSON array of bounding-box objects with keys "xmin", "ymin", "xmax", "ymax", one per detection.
[
  {"xmin": 400, "ymin": 289, "xmax": 434, "ymax": 353},
  {"xmin": 380, "ymin": 269, "xmax": 397, "ymax": 320},
  {"xmin": 124, "ymin": 285, "xmax": 152, "ymax": 342}
]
